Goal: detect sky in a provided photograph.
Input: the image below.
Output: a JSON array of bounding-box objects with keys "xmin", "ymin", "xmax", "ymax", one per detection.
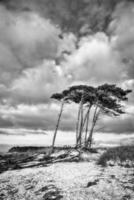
[{"xmin": 0, "ymin": 0, "xmax": 134, "ymax": 145}]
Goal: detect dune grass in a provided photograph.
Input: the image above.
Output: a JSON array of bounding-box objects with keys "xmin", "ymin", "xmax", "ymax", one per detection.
[{"xmin": 97, "ymin": 145, "xmax": 134, "ymax": 166}]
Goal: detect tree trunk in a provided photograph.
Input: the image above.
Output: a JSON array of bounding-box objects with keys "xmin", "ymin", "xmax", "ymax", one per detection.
[
  {"xmin": 84, "ymin": 105, "xmax": 91, "ymax": 146},
  {"xmin": 88, "ymin": 121, "xmax": 95, "ymax": 148},
  {"xmin": 76, "ymin": 102, "xmax": 81, "ymax": 147},
  {"xmin": 50, "ymin": 100, "xmax": 64, "ymax": 154},
  {"xmin": 85, "ymin": 105, "xmax": 98, "ymax": 148},
  {"xmin": 79, "ymin": 102, "xmax": 83, "ymax": 147},
  {"xmin": 88, "ymin": 107, "xmax": 101, "ymax": 148},
  {"xmin": 77, "ymin": 94, "xmax": 84, "ymax": 147},
  {"xmin": 81, "ymin": 105, "xmax": 91, "ymax": 133}
]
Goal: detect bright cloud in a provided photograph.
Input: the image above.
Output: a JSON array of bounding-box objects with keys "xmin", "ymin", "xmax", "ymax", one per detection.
[{"xmin": 62, "ymin": 32, "xmax": 125, "ymax": 84}]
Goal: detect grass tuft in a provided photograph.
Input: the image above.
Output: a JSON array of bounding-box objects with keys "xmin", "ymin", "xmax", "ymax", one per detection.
[{"xmin": 97, "ymin": 145, "xmax": 134, "ymax": 167}]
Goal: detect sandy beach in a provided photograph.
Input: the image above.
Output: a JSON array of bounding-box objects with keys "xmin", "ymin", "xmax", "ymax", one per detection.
[{"xmin": 0, "ymin": 147, "xmax": 134, "ymax": 200}]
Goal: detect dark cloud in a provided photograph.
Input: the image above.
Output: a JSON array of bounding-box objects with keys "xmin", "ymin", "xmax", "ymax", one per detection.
[
  {"xmin": 101, "ymin": 114, "xmax": 134, "ymax": 134},
  {"xmin": 0, "ymin": 0, "xmax": 122, "ymax": 35},
  {"xmin": 109, "ymin": 1, "xmax": 134, "ymax": 80},
  {"xmin": 2, "ymin": 0, "xmax": 134, "ymax": 38},
  {"xmin": 0, "ymin": 116, "xmax": 13, "ymax": 128},
  {"xmin": 0, "ymin": 104, "xmax": 77, "ymax": 131}
]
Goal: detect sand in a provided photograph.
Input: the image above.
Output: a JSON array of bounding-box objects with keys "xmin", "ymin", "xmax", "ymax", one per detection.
[{"xmin": 0, "ymin": 160, "xmax": 134, "ymax": 200}]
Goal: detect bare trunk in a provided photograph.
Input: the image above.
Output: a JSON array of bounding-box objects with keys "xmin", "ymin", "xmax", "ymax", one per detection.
[
  {"xmin": 81, "ymin": 105, "xmax": 91, "ymax": 133},
  {"xmin": 79, "ymin": 102, "xmax": 83, "ymax": 147},
  {"xmin": 76, "ymin": 102, "xmax": 81, "ymax": 147},
  {"xmin": 77, "ymin": 94, "xmax": 84, "ymax": 148},
  {"xmin": 51, "ymin": 100, "xmax": 64, "ymax": 153},
  {"xmin": 85, "ymin": 105, "xmax": 99, "ymax": 148},
  {"xmin": 88, "ymin": 122, "xmax": 95, "ymax": 148},
  {"xmin": 88, "ymin": 107, "xmax": 101, "ymax": 148},
  {"xmin": 84, "ymin": 105, "xmax": 91, "ymax": 146}
]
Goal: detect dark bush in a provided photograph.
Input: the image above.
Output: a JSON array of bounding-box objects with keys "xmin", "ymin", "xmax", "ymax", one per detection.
[{"xmin": 97, "ymin": 145, "xmax": 134, "ymax": 166}]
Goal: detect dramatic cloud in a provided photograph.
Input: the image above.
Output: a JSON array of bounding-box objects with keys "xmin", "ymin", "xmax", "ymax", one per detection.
[
  {"xmin": 110, "ymin": 1, "xmax": 134, "ymax": 80},
  {"xmin": 0, "ymin": 0, "xmax": 133, "ymax": 135},
  {"xmin": 62, "ymin": 32, "xmax": 125, "ymax": 85},
  {"xmin": 101, "ymin": 114, "xmax": 134, "ymax": 134},
  {"xmin": 0, "ymin": 116, "xmax": 13, "ymax": 128},
  {"xmin": 0, "ymin": 5, "xmax": 60, "ymax": 85},
  {"xmin": 0, "ymin": 103, "xmax": 77, "ymax": 130},
  {"xmin": 11, "ymin": 61, "xmax": 68, "ymax": 104},
  {"xmin": 3, "ymin": 0, "xmax": 119, "ymax": 34}
]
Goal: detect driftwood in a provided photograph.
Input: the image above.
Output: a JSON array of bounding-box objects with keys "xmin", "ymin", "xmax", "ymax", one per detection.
[
  {"xmin": 50, "ymin": 149, "xmax": 81, "ymax": 163},
  {"xmin": 51, "ymin": 155, "xmax": 79, "ymax": 163},
  {"xmin": 0, "ymin": 149, "xmax": 82, "ymax": 173}
]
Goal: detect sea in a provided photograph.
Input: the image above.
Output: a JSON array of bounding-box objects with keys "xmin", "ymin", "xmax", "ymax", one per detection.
[
  {"xmin": 0, "ymin": 144, "xmax": 13, "ymax": 153},
  {"xmin": 0, "ymin": 129, "xmax": 134, "ymax": 153}
]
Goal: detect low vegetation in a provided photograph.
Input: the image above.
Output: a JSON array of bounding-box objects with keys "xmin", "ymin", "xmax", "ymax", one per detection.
[{"xmin": 97, "ymin": 145, "xmax": 134, "ymax": 167}]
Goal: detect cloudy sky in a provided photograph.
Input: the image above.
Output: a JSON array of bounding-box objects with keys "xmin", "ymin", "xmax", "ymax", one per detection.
[{"xmin": 0, "ymin": 0, "xmax": 134, "ymax": 145}]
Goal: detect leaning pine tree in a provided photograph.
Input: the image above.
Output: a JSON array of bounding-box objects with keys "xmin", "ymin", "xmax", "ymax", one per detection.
[
  {"xmin": 85, "ymin": 84, "xmax": 132, "ymax": 149},
  {"xmin": 50, "ymin": 93, "xmax": 64, "ymax": 153},
  {"xmin": 50, "ymin": 89, "xmax": 73, "ymax": 153}
]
